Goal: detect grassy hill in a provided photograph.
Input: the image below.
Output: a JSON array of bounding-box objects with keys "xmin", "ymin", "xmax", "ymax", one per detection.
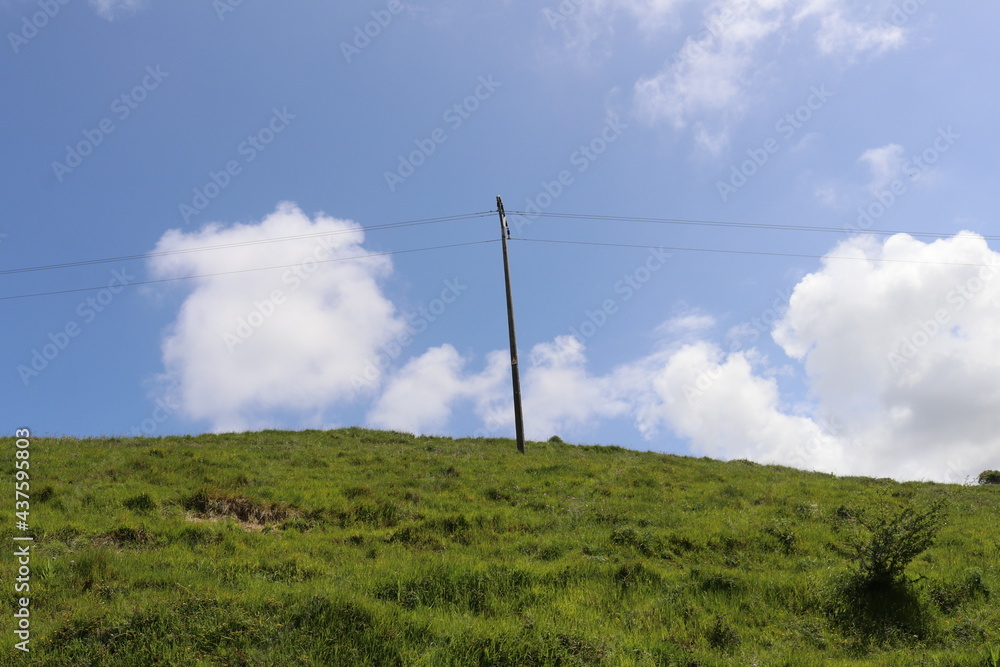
[{"xmin": 4, "ymin": 429, "xmax": 998, "ymax": 666}]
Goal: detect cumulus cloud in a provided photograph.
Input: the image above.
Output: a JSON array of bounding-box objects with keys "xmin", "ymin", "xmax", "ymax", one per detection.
[
  {"xmin": 89, "ymin": 0, "xmax": 144, "ymax": 21},
  {"xmin": 367, "ymin": 345, "xmax": 509, "ymax": 435},
  {"xmin": 368, "ymin": 336, "xmax": 627, "ymax": 440},
  {"xmin": 521, "ymin": 336, "xmax": 630, "ymax": 438},
  {"xmin": 633, "ymin": 0, "xmax": 905, "ymax": 152},
  {"xmin": 638, "ymin": 231, "xmax": 1000, "ymax": 481},
  {"xmin": 773, "ymin": 232, "xmax": 1000, "ymax": 480},
  {"xmin": 148, "ymin": 202, "xmax": 408, "ymax": 432},
  {"xmin": 622, "ymin": 341, "xmax": 847, "ymax": 471}
]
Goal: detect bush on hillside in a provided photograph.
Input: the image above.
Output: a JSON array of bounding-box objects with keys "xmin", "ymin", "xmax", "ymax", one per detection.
[
  {"xmin": 843, "ymin": 491, "xmax": 947, "ymax": 589},
  {"xmin": 978, "ymin": 470, "xmax": 1000, "ymax": 485}
]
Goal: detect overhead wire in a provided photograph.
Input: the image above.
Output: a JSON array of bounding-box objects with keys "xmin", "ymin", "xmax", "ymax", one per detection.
[
  {"xmin": 4, "ymin": 207, "xmax": 998, "ymax": 301},
  {"xmin": 0, "ymin": 239, "xmax": 497, "ymax": 301},
  {"xmin": 0, "ymin": 211, "xmax": 494, "ymax": 277},
  {"xmin": 512, "ymin": 237, "xmax": 1000, "ymax": 268},
  {"xmin": 505, "ymin": 211, "xmax": 1000, "ymax": 242}
]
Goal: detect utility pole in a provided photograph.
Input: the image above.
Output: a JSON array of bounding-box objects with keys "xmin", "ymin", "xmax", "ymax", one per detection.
[{"xmin": 496, "ymin": 196, "xmax": 525, "ymax": 454}]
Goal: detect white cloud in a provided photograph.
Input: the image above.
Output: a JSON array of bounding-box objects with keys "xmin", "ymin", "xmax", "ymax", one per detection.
[
  {"xmin": 622, "ymin": 341, "xmax": 847, "ymax": 471},
  {"xmin": 633, "ymin": 0, "xmax": 906, "ymax": 151},
  {"xmin": 772, "ymin": 231, "xmax": 1000, "ymax": 480},
  {"xmin": 657, "ymin": 311, "xmax": 716, "ymax": 336},
  {"xmin": 89, "ymin": 0, "xmax": 144, "ymax": 21},
  {"xmin": 522, "ymin": 336, "xmax": 630, "ymax": 438},
  {"xmin": 795, "ymin": 0, "xmax": 905, "ymax": 56},
  {"xmin": 147, "ymin": 202, "xmax": 408, "ymax": 432},
  {"xmin": 367, "ymin": 336, "xmax": 626, "ymax": 440},
  {"xmin": 636, "ymin": 232, "xmax": 1000, "ymax": 481},
  {"xmin": 367, "ymin": 345, "xmax": 509, "ymax": 435},
  {"xmin": 859, "ymin": 143, "xmax": 905, "ymax": 193}
]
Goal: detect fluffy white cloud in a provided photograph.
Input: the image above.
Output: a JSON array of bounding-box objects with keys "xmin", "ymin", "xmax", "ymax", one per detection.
[
  {"xmin": 367, "ymin": 345, "xmax": 509, "ymax": 435},
  {"xmin": 521, "ymin": 336, "xmax": 630, "ymax": 438},
  {"xmin": 367, "ymin": 336, "xmax": 626, "ymax": 440},
  {"xmin": 148, "ymin": 202, "xmax": 408, "ymax": 432},
  {"xmin": 89, "ymin": 0, "xmax": 144, "ymax": 21},
  {"xmin": 630, "ymin": 231, "xmax": 1000, "ymax": 481},
  {"xmin": 773, "ymin": 232, "xmax": 1000, "ymax": 480},
  {"xmin": 622, "ymin": 341, "xmax": 847, "ymax": 471}
]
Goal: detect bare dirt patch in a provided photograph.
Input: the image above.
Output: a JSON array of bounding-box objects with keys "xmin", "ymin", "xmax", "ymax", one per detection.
[{"xmin": 182, "ymin": 489, "xmax": 300, "ymax": 530}]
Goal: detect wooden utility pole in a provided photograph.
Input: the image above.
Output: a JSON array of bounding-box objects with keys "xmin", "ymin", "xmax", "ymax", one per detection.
[{"xmin": 496, "ymin": 196, "xmax": 525, "ymax": 454}]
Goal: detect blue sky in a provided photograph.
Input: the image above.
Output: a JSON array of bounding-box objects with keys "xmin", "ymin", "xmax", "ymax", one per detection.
[{"xmin": 4, "ymin": 0, "xmax": 999, "ymax": 482}]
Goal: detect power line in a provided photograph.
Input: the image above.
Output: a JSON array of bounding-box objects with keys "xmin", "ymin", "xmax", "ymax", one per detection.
[
  {"xmin": 507, "ymin": 211, "xmax": 1000, "ymax": 243},
  {"xmin": 0, "ymin": 240, "xmax": 497, "ymax": 301},
  {"xmin": 8, "ymin": 208, "xmax": 992, "ymax": 279},
  {"xmin": 6, "ymin": 207, "xmax": 997, "ymax": 300},
  {"xmin": 513, "ymin": 237, "xmax": 1000, "ymax": 268},
  {"xmin": 0, "ymin": 212, "xmax": 494, "ymax": 277}
]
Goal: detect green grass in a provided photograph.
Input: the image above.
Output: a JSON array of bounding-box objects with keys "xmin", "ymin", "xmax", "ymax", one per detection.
[{"xmin": 3, "ymin": 428, "xmax": 999, "ymax": 665}]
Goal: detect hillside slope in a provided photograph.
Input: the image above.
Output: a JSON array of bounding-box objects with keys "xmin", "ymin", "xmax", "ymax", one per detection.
[{"xmin": 4, "ymin": 429, "xmax": 998, "ymax": 665}]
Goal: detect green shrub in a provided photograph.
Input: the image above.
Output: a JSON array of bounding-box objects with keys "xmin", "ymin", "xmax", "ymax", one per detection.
[
  {"xmin": 979, "ymin": 470, "xmax": 1000, "ymax": 485},
  {"xmin": 843, "ymin": 490, "xmax": 947, "ymax": 589}
]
